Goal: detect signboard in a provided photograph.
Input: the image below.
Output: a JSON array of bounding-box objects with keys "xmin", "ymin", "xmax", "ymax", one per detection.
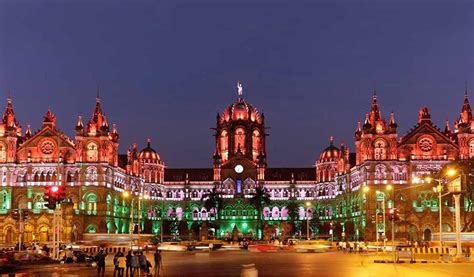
[
  {"xmin": 376, "ymin": 192, "xmax": 385, "ymax": 202},
  {"xmin": 377, "ymin": 223, "xmax": 385, "ymax": 233},
  {"xmin": 447, "ymin": 176, "xmax": 462, "ymax": 193}
]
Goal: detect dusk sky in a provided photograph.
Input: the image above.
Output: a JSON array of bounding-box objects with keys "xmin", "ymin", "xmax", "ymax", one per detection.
[{"xmin": 0, "ymin": 1, "xmax": 473, "ymax": 168}]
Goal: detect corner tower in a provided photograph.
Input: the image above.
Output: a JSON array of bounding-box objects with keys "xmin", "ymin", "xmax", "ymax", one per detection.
[{"xmin": 75, "ymin": 95, "xmax": 119, "ymax": 166}]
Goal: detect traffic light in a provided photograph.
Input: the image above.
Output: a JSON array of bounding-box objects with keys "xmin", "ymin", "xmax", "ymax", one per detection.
[
  {"xmin": 11, "ymin": 209, "xmax": 20, "ymax": 220},
  {"xmin": 44, "ymin": 184, "xmax": 66, "ymax": 210},
  {"xmin": 388, "ymin": 208, "xmax": 399, "ymax": 221}
]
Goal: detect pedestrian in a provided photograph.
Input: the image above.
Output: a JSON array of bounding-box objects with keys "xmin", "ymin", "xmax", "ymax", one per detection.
[
  {"xmin": 95, "ymin": 250, "xmax": 107, "ymax": 277},
  {"xmin": 139, "ymin": 252, "xmax": 147, "ymax": 275},
  {"xmin": 154, "ymin": 250, "xmax": 162, "ymax": 277},
  {"xmin": 118, "ymin": 252, "xmax": 127, "ymax": 277},
  {"xmin": 126, "ymin": 250, "xmax": 132, "ymax": 277},
  {"xmin": 130, "ymin": 252, "xmax": 140, "ymax": 277},
  {"xmin": 113, "ymin": 251, "xmax": 121, "ymax": 277}
]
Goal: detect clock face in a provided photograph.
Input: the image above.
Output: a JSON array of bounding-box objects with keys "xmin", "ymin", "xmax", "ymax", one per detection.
[{"xmin": 234, "ymin": 164, "xmax": 244, "ymax": 174}]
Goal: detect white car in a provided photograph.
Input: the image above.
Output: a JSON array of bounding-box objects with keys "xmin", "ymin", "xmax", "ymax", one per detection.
[{"xmin": 157, "ymin": 242, "xmax": 187, "ymax": 252}]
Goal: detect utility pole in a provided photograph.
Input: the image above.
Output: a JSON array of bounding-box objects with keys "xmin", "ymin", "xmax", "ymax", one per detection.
[
  {"xmin": 453, "ymin": 194, "xmax": 462, "ymax": 259},
  {"xmin": 19, "ymin": 209, "xmax": 23, "ymax": 251}
]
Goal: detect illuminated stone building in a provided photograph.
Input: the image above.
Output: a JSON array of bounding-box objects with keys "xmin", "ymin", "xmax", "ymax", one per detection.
[{"xmin": 0, "ymin": 85, "xmax": 472, "ymax": 245}]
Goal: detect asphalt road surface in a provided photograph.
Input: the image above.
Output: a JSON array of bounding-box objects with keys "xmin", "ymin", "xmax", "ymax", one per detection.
[{"xmin": 11, "ymin": 251, "xmax": 474, "ymax": 277}]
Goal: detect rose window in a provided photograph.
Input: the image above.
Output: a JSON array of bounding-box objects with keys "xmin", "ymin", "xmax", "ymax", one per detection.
[
  {"xmin": 419, "ymin": 138, "xmax": 433, "ymax": 152},
  {"xmin": 41, "ymin": 141, "xmax": 55, "ymax": 155}
]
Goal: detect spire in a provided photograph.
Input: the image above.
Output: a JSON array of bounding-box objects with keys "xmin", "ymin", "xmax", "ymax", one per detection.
[
  {"xmin": 418, "ymin": 107, "xmax": 431, "ymax": 124},
  {"xmin": 444, "ymin": 118, "xmax": 452, "ymax": 135},
  {"xmin": 88, "ymin": 95, "xmax": 109, "ymax": 135},
  {"xmin": 43, "ymin": 109, "xmax": 57, "ymax": 128},
  {"xmin": 369, "ymin": 93, "xmax": 382, "ymax": 125},
  {"xmin": 355, "ymin": 121, "xmax": 362, "ymax": 140},
  {"xmin": 389, "ymin": 112, "xmax": 396, "ymax": 125},
  {"xmin": 329, "ymin": 136, "xmax": 334, "ymax": 145},
  {"xmin": 2, "ymin": 95, "xmax": 19, "ymax": 129},
  {"xmin": 25, "ymin": 124, "xmax": 32, "ymax": 138},
  {"xmin": 147, "ymin": 138, "xmax": 151, "ymax": 148},
  {"xmin": 460, "ymin": 85, "xmax": 472, "ymax": 125},
  {"xmin": 75, "ymin": 115, "xmax": 84, "ymax": 134}
]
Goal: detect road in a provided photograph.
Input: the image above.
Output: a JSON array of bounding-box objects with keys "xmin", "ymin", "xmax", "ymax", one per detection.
[{"xmin": 11, "ymin": 251, "xmax": 474, "ymax": 277}]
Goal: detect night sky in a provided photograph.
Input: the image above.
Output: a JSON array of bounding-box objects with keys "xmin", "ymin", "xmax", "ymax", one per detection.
[{"xmin": 0, "ymin": 1, "xmax": 473, "ymax": 168}]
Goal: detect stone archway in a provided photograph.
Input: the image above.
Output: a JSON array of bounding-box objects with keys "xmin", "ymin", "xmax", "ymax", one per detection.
[
  {"xmin": 24, "ymin": 224, "xmax": 34, "ymax": 243},
  {"xmin": 423, "ymin": 228, "xmax": 432, "ymax": 241},
  {"xmin": 408, "ymin": 225, "xmax": 419, "ymax": 242},
  {"xmin": 4, "ymin": 226, "xmax": 14, "ymax": 244},
  {"xmin": 39, "ymin": 226, "xmax": 49, "ymax": 242}
]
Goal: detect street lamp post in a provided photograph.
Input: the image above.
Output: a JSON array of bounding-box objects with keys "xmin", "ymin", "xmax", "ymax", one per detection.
[
  {"xmin": 376, "ymin": 190, "xmax": 387, "ymax": 250},
  {"xmin": 306, "ymin": 202, "xmax": 311, "ymax": 240},
  {"xmin": 432, "ymin": 182, "xmax": 443, "ymax": 247}
]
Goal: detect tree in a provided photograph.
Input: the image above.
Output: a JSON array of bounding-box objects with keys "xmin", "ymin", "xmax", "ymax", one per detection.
[
  {"xmin": 286, "ymin": 201, "xmax": 299, "ymax": 230},
  {"xmin": 344, "ymin": 221, "xmax": 355, "ymax": 240},
  {"xmin": 202, "ymin": 188, "xmax": 223, "ymax": 220},
  {"xmin": 249, "ymin": 187, "xmax": 271, "ymax": 239}
]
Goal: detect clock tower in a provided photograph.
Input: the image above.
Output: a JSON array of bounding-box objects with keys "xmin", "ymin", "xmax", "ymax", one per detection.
[{"xmin": 213, "ymin": 82, "xmax": 267, "ymax": 190}]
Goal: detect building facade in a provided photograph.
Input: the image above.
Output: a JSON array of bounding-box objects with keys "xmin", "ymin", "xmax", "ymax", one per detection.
[{"xmin": 0, "ymin": 85, "xmax": 473, "ymax": 245}]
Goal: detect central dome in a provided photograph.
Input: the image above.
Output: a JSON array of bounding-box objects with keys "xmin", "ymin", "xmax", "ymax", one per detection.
[{"xmin": 221, "ymin": 82, "xmax": 261, "ymax": 123}]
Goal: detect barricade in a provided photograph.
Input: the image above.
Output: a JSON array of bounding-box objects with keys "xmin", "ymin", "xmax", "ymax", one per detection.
[{"xmin": 397, "ymin": 250, "xmax": 414, "ymax": 263}]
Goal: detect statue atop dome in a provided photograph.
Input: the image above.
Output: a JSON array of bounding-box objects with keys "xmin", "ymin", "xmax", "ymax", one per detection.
[{"xmin": 237, "ymin": 81, "xmax": 243, "ymax": 97}]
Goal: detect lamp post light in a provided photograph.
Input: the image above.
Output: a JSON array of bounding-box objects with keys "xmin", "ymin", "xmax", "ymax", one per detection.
[
  {"xmin": 432, "ymin": 181, "xmax": 443, "ymax": 247},
  {"xmin": 376, "ymin": 190, "xmax": 386, "ymax": 249},
  {"xmin": 445, "ymin": 168, "xmax": 463, "ymax": 260},
  {"xmin": 123, "ymin": 191, "xmax": 134, "ymax": 234},
  {"xmin": 306, "ymin": 202, "xmax": 311, "ymax": 240}
]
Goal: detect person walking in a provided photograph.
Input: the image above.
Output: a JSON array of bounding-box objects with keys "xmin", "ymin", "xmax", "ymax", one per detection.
[
  {"xmin": 130, "ymin": 252, "xmax": 140, "ymax": 277},
  {"xmin": 125, "ymin": 250, "xmax": 132, "ymax": 277},
  {"xmin": 139, "ymin": 252, "xmax": 147, "ymax": 276},
  {"xmin": 154, "ymin": 250, "xmax": 162, "ymax": 277},
  {"xmin": 113, "ymin": 251, "xmax": 121, "ymax": 277},
  {"xmin": 117, "ymin": 253, "xmax": 127, "ymax": 277},
  {"xmin": 95, "ymin": 250, "xmax": 107, "ymax": 277}
]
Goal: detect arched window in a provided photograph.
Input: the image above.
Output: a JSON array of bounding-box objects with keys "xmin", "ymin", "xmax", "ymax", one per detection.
[
  {"xmin": 192, "ymin": 209, "xmax": 199, "ymax": 219},
  {"xmin": 0, "ymin": 190, "xmax": 9, "ymax": 209},
  {"xmin": 86, "ymin": 142, "xmax": 99, "ymax": 162},
  {"xmin": 220, "ymin": 130, "xmax": 228, "ymax": 161},
  {"xmin": 469, "ymin": 139, "xmax": 474, "ymax": 159},
  {"xmin": 252, "ymin": 130, "xmax": 260, "ymax": 160},
  {"xmin": 375, "ymin": 164, "xmax": 386, "ymax": 181},
  {"xmin": 374, "ymin": 139, "xmax": 387, "ymax": 160},
  {"xmin": 234, "ymin": 128, "xmax": 246, "ymax": 154},
  {"xmin": 85, "ymin": 193, "xmax": 97, "ymax": 215},
  {"xmin": 0, "ymin": 143, "xmax": 6, "ymax": 163}
]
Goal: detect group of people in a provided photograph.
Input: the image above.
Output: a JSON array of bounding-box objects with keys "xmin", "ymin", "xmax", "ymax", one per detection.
[
  {"xmin": 338, "ymin": 241, "xmax": 368, "ymax": 253},
  {"xmin": 95, "ymin": 249, "xmax": 162, "ymax": 277}
]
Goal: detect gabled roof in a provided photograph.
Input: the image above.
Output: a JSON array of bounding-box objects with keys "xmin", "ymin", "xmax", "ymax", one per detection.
[
  {"xmin": 398, "ymin": 122, "xmax": 458, "ymax": 149},
  {"xmin": 18, "ymin": 125, "xmax": 75, "ymax": 150}
]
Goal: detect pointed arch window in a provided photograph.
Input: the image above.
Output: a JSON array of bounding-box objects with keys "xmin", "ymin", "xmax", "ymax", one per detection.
[
  {"xmin": 86, "ymin": 142, "xmax": 99, "ymax": 162},
  {"xmin": 234, "ymin": 128, "xmax": 246, "ymax": 154},
  {"xmin": 374, "ymin": 139, "xmax": 387, "ymax": 160},
  {"xmin": 252, "ymin": 130, "xmax": 261, "ymax": 160},
  {"xmin": 469, "ymin": 139, "xmax": 474, "ymax": 159},
  {"xmin": 220, "ymin": 130, "xmax": 228, "ymax": 161},
  {"xmin": 0, "ymin": 143, "xmax": 6, "ymax": 163}
]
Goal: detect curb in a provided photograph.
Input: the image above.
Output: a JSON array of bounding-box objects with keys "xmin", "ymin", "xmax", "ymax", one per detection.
[{"xmin": 374, "ymin": 259, "xmax": 454, "ymax": 264}]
